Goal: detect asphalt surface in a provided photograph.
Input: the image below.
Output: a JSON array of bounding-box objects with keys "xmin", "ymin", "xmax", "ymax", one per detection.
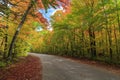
[{"xmin": 30, "ymin": 53, "xmax": 120, "ymax": 80}]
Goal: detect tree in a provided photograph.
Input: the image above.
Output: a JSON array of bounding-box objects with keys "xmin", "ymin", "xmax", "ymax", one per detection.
[
  {"xmin": 32, "ymin": 0, "xmax": 120, "ymax": 64},
  {"xmin": 0, "ymin": 0, "xmax": 70, "ymax": 61}
]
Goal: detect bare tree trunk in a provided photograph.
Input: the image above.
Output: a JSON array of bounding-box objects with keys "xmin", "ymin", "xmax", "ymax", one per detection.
[{"xmin": 7, "ymin": 2, "xmax": 33, "ymax": 60}]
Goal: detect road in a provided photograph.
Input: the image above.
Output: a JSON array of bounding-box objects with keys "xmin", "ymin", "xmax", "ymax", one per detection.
[{"xmin": 30, "ymin": 53, "xmax": 120, "ymax": 80}]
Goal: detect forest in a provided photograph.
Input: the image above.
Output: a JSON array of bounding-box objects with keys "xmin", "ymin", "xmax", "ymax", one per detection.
[
  {"xmin": 32, "ymin": 0, "xmax": 120, "ymax": 65},
  {"xmin": 0, "ymin": 0, "xmax": 120, "ymax": 67},
  {"xmin": 0, "ymin": 0, "xmax": 68, "ymax": 67}
]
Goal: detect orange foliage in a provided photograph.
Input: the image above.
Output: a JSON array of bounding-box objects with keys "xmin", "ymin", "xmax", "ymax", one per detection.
[
  {"xmin": 36, "ymin": 0, "xmax": 71, "ymax": 25},
  {"xmin": 35, "ymin": 12, "xmax": 48, "ymax": 26},
  {"xmin": 9, "ymin": 0, "xmax": 70, "ymax": 26},
  {"xmin": 36, "ymin": 0, "xmax": 44, "ymax": 8}
]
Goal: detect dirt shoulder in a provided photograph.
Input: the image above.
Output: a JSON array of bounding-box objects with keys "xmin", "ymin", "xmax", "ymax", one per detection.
[{"xmin": 0, "ymin": 55, "xmax": 42, "ymax": 80}]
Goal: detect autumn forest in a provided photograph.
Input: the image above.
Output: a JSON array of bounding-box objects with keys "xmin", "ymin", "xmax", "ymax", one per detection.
[
  {"xmin": 32, "ymin": 0, "xmax": 120, "ymax": 65},
  {"xmin": 0, "ymin": 0, "xmax": 120, "ymax": 67}
]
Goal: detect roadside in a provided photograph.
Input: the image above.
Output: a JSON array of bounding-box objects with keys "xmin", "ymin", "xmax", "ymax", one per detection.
[
  {"xmin": 0, "ymin": 55, "xmax": 42, "ymax": 80},
  {"xmin": 61, "ymin": 56, "xmax": 120, "ymax": 75}
]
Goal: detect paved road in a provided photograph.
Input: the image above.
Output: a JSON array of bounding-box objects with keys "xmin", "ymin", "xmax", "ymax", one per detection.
[{"xmin": 30, "ymin": 53, "xmax": 120, "ymax": 80}]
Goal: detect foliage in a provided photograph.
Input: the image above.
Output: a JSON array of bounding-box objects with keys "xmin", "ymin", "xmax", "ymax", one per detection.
[
  {"xmin": 0, "ymin": 0, "xmax": 70, "ymax": 61},
  {"xmin": 32, "ymin": 0, "xmax": 120, "ymax": 65},
  {"xmin": 0, "ymin": 61, "xmax": 6, "ymax": 68}
]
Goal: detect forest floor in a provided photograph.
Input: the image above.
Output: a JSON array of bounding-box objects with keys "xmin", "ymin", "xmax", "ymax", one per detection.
[{"xmin": 0, "ymin": 55, "xmax": 42, "ymax": 80}]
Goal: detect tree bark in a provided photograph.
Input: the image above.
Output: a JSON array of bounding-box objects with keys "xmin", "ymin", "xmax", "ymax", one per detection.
[
  {"xmin": 7, "ymin": 2, "xmax": 33, "ymax": 60},
  {"xmin": 3, "ymin": 26, "xmax": 8, "ymax": 59},
  {"xmin": 89, "ymin": 27, "xmax": 96, "ymax": 58}
]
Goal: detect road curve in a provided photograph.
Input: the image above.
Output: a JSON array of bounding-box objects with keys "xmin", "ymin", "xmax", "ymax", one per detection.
[{"xmin": 30, "ymin": 53, "xmax": 120, "ymax": 80}]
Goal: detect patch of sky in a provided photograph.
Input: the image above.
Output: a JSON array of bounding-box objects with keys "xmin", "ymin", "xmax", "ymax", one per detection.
[
  {"xmin": 0, "ymin": 12, "xmax": 3, "ymax": 16},
  {"xmin": 36, "ymin": 26, "xmax": 43, "ymax": 32},
  {"xmin": 0, "ymin": 0, "xmax": 12, "ymax": 7},
  {"xmin": 38, "ymin": 6, "xmax": 63, "ymax": 31},
  {"xmin": 39, "ymin": 6, "xmax": 63, "ymax": 24},
  {"xmin": 36, "ymin": 6, "xmax": 63, "ymax": 31}
]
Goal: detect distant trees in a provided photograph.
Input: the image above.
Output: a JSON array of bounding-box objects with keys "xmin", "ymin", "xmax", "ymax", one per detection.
[{"xmin": 32, "ymin": 0, "xmax": 120, "ymax": 64}]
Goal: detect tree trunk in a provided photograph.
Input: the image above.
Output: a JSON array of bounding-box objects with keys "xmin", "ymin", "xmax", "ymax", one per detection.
[
  {"xmin": 101, "ymin": 0, "xmax": 113, "ymax": 60},
  {"xmin": 115, "ymin": 0, "xmax": 120, "ymax": 60},
  {"xmin": 89, "ymin": 27, "xmax": 96, "ymax": 58},
  {"xmin": 3, "ymin": 26, "xmax": 8, "ymax": 59},
  {"xmin": 7, "ymin": 2, "xmax": 33, "ymax": 60},
  {"xmin": 81, "ymin": 30, "xmax": 85, "ymax": 57},
  {"xmin": 113, "ymin": 25, "xmax": 119, "ymax": 60}
]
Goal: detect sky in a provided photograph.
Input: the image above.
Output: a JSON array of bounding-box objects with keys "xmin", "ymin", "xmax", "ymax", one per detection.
[
  {"xmin": 39, "ymin": 6, "xmax": 63, "ymax": 24},
  {"xmin": 37, "ymin": 6, "xmax": 63, "ymax": 31}
]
